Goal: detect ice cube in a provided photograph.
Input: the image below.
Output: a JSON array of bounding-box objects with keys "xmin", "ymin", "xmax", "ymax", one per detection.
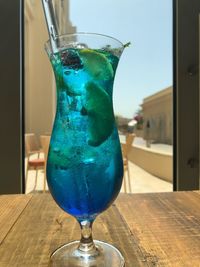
[{"xmin": 63, "ymin": 68, "xmax": 90, "ymax": 96}]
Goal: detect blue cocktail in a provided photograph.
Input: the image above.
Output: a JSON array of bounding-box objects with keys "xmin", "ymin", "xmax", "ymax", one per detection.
[{"xmin": 45, "ymin": 33, "xmax": 125, "ymax": 267}]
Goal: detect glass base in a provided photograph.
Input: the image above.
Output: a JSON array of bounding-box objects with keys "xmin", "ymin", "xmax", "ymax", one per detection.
[{"xmin": 49, "ymin": 240, "xmax": 125, "ymax": 267}]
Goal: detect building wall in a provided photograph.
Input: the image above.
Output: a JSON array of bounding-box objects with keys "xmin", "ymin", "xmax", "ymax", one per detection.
[
  {"xmin": 141, "ymin": 86, "xmax": 173, "ymax": 145},
  {"xmin": 24, "ymin": 0, "xmax": 76, "ymax": 142},
  {"xmin": 25, "ymin": 0, "xmax": 54, "ymax": 141},
  {"xmin": 129, "ymin": 145, "xmax": 173, "ymax": 182}
]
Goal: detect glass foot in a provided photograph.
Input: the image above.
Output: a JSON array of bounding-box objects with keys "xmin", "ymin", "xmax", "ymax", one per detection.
[{"xmin": 49, "ymin": 240, "xmax": 125, "ymax": 267}]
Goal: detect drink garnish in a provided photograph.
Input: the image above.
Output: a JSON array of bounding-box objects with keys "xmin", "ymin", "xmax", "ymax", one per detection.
[
  {"xmin": 123, "ymin": 42, "xmax": 131, "ymax": 48},
  {"xmin": 84, "ymin": 81, "xmax": 114, "ymax": 146},
  {"xmin": 79, "ymin": 49, "xmax": 114, "ymax": 80}
]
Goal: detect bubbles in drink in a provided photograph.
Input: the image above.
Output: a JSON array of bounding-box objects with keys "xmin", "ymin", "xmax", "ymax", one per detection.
[{"xmin": 47, "ymin": 46, "xmax": 123, "ymax": 220}]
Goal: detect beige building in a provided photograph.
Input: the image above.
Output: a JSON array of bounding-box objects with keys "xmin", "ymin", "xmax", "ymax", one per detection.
[
  {"xmin": 25, "ymin": 0, "xmax": 76, "ymax": 140},
  {"xmin": 141, "ymin": 86, "xmax": 173, "ymax": 145}
]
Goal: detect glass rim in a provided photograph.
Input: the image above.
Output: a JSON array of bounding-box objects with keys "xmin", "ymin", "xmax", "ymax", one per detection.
[{"xmin": 45, "ymin": 32, "xmax": 124, "ymax": 49}]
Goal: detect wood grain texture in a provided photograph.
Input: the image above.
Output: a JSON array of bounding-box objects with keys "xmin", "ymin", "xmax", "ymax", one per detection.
[
  {"xmin": 116, "ymin": 192, "xmax": 200, "ymax": 267},
  {"xmin": 1, "ymin": 192, "xmax": 200, "ymax": 267},
  {"xmin": 0, "ymin": 194, "xmax": 143, "ymax": 267},
  {"xmin": 0, "ymin": 194, "xmax": 32, "ymax": 244}
]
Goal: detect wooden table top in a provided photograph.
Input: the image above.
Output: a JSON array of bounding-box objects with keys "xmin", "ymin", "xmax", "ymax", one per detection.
[{"xmin": 0, "ymin": 191, "xmax": 200, "ymax": 266}]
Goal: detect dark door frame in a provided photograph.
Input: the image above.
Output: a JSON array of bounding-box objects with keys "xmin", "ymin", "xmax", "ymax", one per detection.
[
  {"xmin": 174, "ymin": 0, "xmax": 200, "ymax": 190},
  {"xmin": 0, "ymin": 0, "xmax": 25, "ymax": 194}
]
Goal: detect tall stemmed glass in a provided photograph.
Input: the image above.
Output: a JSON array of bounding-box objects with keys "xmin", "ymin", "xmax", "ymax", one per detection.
[{"xmin": 45, "ymin": 33, "xmax": 125, "ymax": 267}]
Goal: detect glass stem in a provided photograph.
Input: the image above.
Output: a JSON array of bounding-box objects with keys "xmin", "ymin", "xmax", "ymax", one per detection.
[{"xmin": 78, "ymin": 220, "xmax": 96, "ymax": 253}]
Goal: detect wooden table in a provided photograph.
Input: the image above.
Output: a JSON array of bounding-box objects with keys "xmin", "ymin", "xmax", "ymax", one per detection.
[{"xmin": 1, "ymin": 191, "xmax": 200, "ymax": 266}]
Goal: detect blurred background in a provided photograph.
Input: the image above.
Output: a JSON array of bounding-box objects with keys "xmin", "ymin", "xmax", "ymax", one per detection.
[{"xmin": 24, "ymin": 0, "xmax": 173, "ymax": 194}]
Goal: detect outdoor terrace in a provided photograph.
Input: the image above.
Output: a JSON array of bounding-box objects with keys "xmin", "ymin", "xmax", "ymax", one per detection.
[{"xmin": 25, "ymin": 141, "xmax": 173, "ymax": 194}]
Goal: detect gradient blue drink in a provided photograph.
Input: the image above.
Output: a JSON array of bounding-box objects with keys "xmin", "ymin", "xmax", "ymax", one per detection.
[{"xmin": 46, "ymin": 43, "xmax": 123, "ymax": 221}]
